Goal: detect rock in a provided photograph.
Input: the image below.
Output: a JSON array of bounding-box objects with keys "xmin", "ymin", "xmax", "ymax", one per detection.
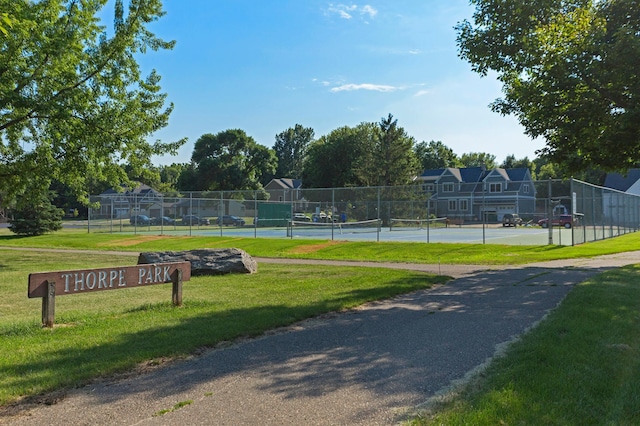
[{"xmin": 137, "ymin": 248, "xmax": 257, "ymax": 276}]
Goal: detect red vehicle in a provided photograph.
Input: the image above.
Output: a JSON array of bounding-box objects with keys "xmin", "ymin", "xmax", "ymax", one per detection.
[{"xmin": 538, "ymin": 215, "xmax": 575, "ymax": 229}]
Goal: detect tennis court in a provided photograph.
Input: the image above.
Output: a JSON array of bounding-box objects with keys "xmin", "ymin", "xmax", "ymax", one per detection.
[{"xmin": 88, "ymin": 219, "xmax": 581, "ymax": 246}]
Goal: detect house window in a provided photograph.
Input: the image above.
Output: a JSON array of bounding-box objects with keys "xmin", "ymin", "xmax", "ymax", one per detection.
[
  {"xmin": 448, "ymin": 200, "xmax": 457, "ymax": 211},
  {"xmin": 523, "ymin": 184, "xmax": 530, "ymax": 193},
  {"xmin": 489, "ymin": 183, "xmax": 502, "ymax": 193},
  {"xmin": 459, "ymin": 199, "xmax": 468, "ymax": 211},
  {"xmin": 443, "ymin": 183, "xmax": 454, "ymax": 192}
]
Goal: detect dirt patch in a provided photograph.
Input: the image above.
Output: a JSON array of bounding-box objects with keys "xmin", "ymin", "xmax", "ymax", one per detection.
[
  {"xmin": 287, "ymin": 240, "xmax": 343, "ymax": 255},
  {"xmin": 98, "ymin": 235, "xmax": 184, "ymax": 247}
]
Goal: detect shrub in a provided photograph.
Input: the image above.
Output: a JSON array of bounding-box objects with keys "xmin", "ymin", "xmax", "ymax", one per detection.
[{"xmin": 9, "ymin": 197, "xmax": 64, "ymax": 236}]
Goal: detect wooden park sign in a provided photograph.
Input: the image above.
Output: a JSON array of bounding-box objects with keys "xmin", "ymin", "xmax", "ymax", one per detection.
[{"xmin": 28, "ymin": 262, "xmax": 191, "ymax": 328}]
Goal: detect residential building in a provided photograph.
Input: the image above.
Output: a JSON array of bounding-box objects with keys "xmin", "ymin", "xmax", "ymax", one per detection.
[{"xmin": 417, "ymin": 167, "xmax": 536, "ymax": 222}]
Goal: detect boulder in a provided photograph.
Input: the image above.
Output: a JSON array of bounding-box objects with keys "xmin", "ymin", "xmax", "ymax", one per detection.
[{"xmin": 138, "ymin": 248, "xmax": 257, "ymax": 276}]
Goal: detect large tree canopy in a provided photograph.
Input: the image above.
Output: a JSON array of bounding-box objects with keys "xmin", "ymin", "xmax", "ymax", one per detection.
[
  {"xmin": 274, "ymin": 124, "xmax": 314, "ymax": 179},
  {"xmin": 376, "ymin": 114, "xmax": 419, "ymax": 186},
  {"xmin": 302, "ymin": 124, "xmax": 375, "ymax": 188},
  {"xmin": 456, "ymin": 0, "xmax": 640, "ymax": 173},
  {"xmin": 188, "ymin": 129, "xmax": 277, "ymax": 191},
  {"xmin": 0, "ymin": 0, "xmax": 182, "ymax": 204},
  {"xmin": 414, "ymin": 140, "xmax": 461, "ymax": 170},
  {"xmin": 459, "ymin": 151, "xmax": 497, "ymax": 169},
  {"xmin": 302, "ymin": 115, "xmax": 418, "ymax": 188}
]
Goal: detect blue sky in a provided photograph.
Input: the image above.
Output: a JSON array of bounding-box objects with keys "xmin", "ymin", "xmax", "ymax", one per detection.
[{"xmin": 124, "ymin": 1, "xmax": 544, "ymax": 166}]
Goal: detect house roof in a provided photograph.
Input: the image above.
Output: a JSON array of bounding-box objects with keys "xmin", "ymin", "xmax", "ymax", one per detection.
[
  {"xmin": 506, "ymin": 168, "xmax": 530, "ymax": 182},
  {"xmin": 266, "ymin": 178, "xmax": 302, "ymax": 190},
  {"xmin": 458, "ymin": 167, "xmax": 484, "ymax": 192},
  {"xmin": 100, "ymin": 183, "xmax": 160, "ymax": 197},
  {"xmin": 484, "ymin": 168, "xmax": 510, "ymax": 181},
  {"xmin": 419, "ymin": 166, "xmax": 534, "ymax": 196},
  {"xmin": 603, "ymin": 169, "xmax": 640, "ymax": 192},
  {"xmin": 419, "ymin": 168, "xmax": 446, "ymax": 178}
]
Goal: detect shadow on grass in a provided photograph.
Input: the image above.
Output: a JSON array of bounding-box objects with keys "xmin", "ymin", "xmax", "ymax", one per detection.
[
  {"xmin": 0, "ymin": 234, "xmax": 28, "ymax": 242},
  {"xmin": 0, "ymin": 267, "xmax": 610, "ymax": 423},
  {"xmin": 0, "ymin": 274, "xmax": 443, "ymax": 404}
]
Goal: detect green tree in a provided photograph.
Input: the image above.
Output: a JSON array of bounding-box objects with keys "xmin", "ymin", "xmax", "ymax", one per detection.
[
  {"xmin": 0, "ymin": 11, "xmax": 13, "ymax": 36},
  {"xmin": 0, "ymin": 0, "xmax": 183, "ymax": 207},
  {"xmin": 375, "ymin": 114, "xmax": 419, "ymax": 186},
  {"xmin": 456, "ymin": 0, "xmax": 640, "ymax": 173},
  {"xmin": 414, "ymin": 140, "xmax": 461, "ymax": 170},
  {"xmin": 8, "ymin": 191, "xmax": 63, "ymax": 236},
  {"xmin": 176, "ymin": 163, "xmax": 199, "ymax": 191},
  {"xmin": 158, "ymin": 163, "xmax": 189, "ymax": 193},
  {"xmin": 303, "ymin": 124, "xmax": 375, "ymax": 188},
  {"xmin": 274, "ymin": 124, "xmax": 314, "ymax": 179},
  {"xmin": 303, "ymin": 115, "xmax": 419, "ymax": 188},
  {"xmin": 500, "ymin": 154, "xmax": 534, "ymax": 171},
  {"xmin": 460, "ymin": 152, "xmax": 497, "ymax": 169},
  {"xmin": 189, "ymin": 130, "xmax": 277, "ymax": 191}
]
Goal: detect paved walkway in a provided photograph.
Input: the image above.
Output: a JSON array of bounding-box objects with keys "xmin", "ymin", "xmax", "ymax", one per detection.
[{"xmin": 3, "ymin": 250, "xmax": 640, "ymax": 425}]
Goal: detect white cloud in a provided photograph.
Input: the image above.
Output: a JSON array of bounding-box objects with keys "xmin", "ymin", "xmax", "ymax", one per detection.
[
  {"xmin": 326, "ymin": 4, "xmax": 378, "ymax": 21},
  {"xmin": 361, "ymin": 5, "xmax": 378, "ymax": 19},
  {"xmin": 330, "ymin": 83, "xmax": 401, "ymax": 92}
]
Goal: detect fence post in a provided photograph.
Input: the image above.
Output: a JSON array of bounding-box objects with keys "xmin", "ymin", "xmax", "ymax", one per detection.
[
  {"xmin": 331, "ymin": 188, "xmax": 335, "ymax": 241},
  {"xmin": 570, "ymin": 178, "xmax": 575, "ymax": 246},
  {"xmin": 482, "ymin": 182, "xmax": 486, "ymax": 245},
  {"xmin": 548, "ymin": 179, "xmax": 553, "ymax": 245}
]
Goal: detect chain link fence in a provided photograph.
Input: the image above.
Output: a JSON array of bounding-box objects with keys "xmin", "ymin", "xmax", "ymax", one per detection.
[{"xmin": 85, "ymin": 178, "xmax": 640, "ymax": 246}]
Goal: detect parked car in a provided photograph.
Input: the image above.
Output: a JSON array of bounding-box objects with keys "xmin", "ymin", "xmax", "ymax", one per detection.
[
  {"xmin": 502, "ymin": 213, "xmax": 522, "ymax": 227},
  {"xmin": 155, "ymin": 216, "xmax": 176, "ymax": 226},
  {"xmin": 293, "ymin": 213, "xmax": 311, "ymax": 222},
  {"xmin": 216, "ymin": 215, "xmax": 245, "ymax": 226},
  {"xmin": 181, "ymin": 215, "xmax": 210, "ymax": 226},
  {"xmin": 130, "ymin": 215, "xmax": 154, "ymax": 226},
  {"xmin": 311, "ymin": 212, "xmax": 332, "ymax": 223},
  {"xmin": 538, "ymin": 215, "xmax": 575, "ymax": 229}
]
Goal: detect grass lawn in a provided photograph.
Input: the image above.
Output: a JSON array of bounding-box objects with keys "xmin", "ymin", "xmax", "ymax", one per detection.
[
  {"xmin": 412, "ymin": 265, "xmax": 640, "ymax": 425},
  {"xmin": 0, "ymin": 249, "xmax": 447, "ymax": 407},
  {"xmin": 1, "ymin": 227, "xmax": 640, "ymax": 264},
  {"xmin": 1, "ymin": 229, "xmax": 640, "ymax": 424}
]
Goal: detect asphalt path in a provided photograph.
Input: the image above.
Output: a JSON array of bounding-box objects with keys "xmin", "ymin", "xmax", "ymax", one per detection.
[{"xmin": 3, "ymin": 250, "xmax": 640, "ymax": 425}]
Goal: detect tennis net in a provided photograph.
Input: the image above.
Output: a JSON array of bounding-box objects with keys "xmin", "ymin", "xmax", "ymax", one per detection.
[
  {"xmin": 289, "ymin": 219, "xmax": 381, "ymax": 237},
  {"xmin": 389, "ymin": 217, "xmax": 448, "ymax": 231}
]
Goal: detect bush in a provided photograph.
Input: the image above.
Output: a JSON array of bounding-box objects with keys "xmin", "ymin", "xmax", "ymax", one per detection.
[{"xmin": 9, "ymin": 198, "xmax": 64, "ymax": 236}]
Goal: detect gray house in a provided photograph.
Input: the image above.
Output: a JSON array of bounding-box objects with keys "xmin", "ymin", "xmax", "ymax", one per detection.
[
  {"xmin": 96, "ymin": 183, "xmax": 163, "ymax": 219},
  {"xmin": 417, "ymin": 167, "xmax": 536, "ymax": 222},
  {"xmin": 264, "ymin": 178, "xmax": 303, "ymax": 203},
  {"xmin": 602, "ymin": 169, "xmax": 640, "ymax": 223}
]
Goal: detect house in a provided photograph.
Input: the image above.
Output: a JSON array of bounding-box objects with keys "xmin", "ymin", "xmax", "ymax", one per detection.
[
  {"xmin": 602, "ymin": 169, "xmax": 640, "ymax": 223},
  {"xmin": 264, "ymin": 178, "xmax": 303, "ymax": 203},
  {"xmin": 172, "ymin": 197, "xmax": 246, "ymax": 219},
  {"xmin": 417, "ymin": 167, "xmax": 536, "ymax": 222},
  {"xmin": 96, "ymin": 183, "xmax": 163, "ymax": 219},
  {"xmin": 603, "ymin": 169, "xmax": 640, "ymax": 195}
]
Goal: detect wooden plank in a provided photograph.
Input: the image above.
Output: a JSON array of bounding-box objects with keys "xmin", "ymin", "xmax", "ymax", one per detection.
[
  {"xmin": 42, "ymin": 281, "xmax": 56, "ymax": 328},
  {"xmin": 172, "ymin": 268, "xmax": 183, "ymax": 306},
  {"xmin": 28, "ymin": 262, "xmax": 191, "ymax": 298}
]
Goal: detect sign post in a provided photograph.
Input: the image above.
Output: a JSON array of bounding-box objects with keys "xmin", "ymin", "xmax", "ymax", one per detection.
[{"xmin": 29, "ymin": 262, "xmax": 191, "ymax": 328}]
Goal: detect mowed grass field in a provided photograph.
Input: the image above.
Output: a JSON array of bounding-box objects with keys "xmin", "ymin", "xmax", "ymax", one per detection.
[
  {"xmin": 1, "ymin": 228, "xmax": 640, "ymax": 424},
  {"xmin": 0, "ymin": 249, "xmax": 446, "ymax": 407}
]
